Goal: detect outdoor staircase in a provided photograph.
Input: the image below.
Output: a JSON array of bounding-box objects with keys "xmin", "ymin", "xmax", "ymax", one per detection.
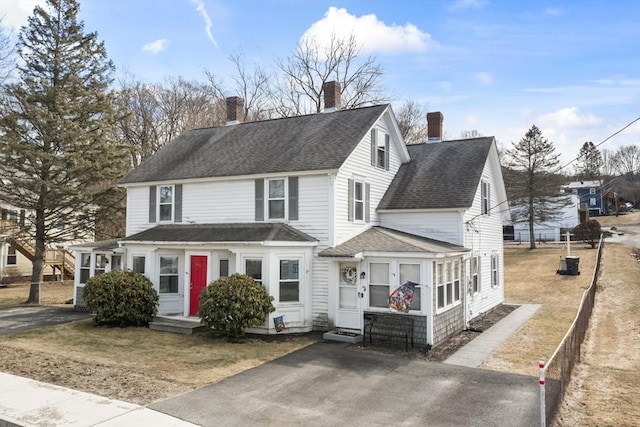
[
  {"xmin": 149, "ymin": 316, "xmax": 209, "ymax": 334},
  {"xmin": 1, "ymin": 220, "xmax": 75, "ymax": 280}
]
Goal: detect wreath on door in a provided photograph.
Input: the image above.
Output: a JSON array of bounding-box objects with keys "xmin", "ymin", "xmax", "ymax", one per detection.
[{"xmin": 341, "ymin": 266, "xmax": 357, "ymax": 285}]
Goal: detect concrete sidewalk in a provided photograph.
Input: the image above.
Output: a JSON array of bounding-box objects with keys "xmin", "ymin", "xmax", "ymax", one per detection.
[
  {"xmin": 0, "ymin": 373, "xmax": 199, "ymax": 427},
  {"xmin": 444, "ymin": 303, "xmax": 542, "ymax": 368}
]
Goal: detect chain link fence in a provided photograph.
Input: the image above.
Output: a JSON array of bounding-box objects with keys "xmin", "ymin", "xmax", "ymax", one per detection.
[{"xmin": 542, "ymin": 234, "xmax": 604, "ymax": 425}]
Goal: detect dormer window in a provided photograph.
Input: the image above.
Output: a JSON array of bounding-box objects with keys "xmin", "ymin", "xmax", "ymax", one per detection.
[{"xmin": 370, "ymin": 129, "xmax": 390, "ymax": 171}]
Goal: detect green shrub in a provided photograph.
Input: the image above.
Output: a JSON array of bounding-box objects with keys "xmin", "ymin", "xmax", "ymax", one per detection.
[
  {"xmin": 84, "ymin": 270, "xmax": 159, "ymax": 326},
  {"xmin": 199, "ymin": 273, "xmax": 275, "ymax": 338},
  {"xmin": 572, "ymin": 219, "xmax": 602, "ymax": 248}
]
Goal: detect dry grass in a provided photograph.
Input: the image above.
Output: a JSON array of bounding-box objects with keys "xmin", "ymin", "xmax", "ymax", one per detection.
[
  {"xmin": 594, "ymin": 210, "xmax": 640, "ymax": 227},
  {"xmin": 0, "ymin": 281, "xmax": 74, "ymax": 307},
  {"xmin": 0, "ymin": 319, "xmax": 318, "ymax": 404},
  {"xmin": 481, "ymin": 243, "xmax": 597, "ymax": 376},
  {"xmin": 553, "ymin": 243, "xmax": 640, "ymax": 426}
]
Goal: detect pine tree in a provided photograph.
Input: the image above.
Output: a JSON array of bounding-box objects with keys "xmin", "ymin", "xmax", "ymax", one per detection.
[
  {"xmin": 505, "ymin": 125, "xmax": 567, "ymax": 249},
  {"xmin": 576, "ymin": 141, "xmax": 602, "ymax": 180},
  {"xmin": 0, "ymin": 0, "xmax": 129, "ymax": 303}
]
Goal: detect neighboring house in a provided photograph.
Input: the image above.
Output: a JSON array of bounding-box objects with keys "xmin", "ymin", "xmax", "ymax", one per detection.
[
  {"xmin": 503, "ymin": 194, "xmax": 580, "ymax": 242},
  {"xmin": 0, "ymin": 204, "xmax": 75, "ymax": 283},
  {"xmin": 72, "ymin": 82, "xmax": 509, "ymax": 348},
  {"xmin": 563, "ymin": 180, "xmax": 607, "ymax": 216}
]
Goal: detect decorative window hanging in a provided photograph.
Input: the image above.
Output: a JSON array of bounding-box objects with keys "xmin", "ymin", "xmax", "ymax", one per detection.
[{"xmin": 388, "ymin": 281, "xmax": 416, "ymax": 313}]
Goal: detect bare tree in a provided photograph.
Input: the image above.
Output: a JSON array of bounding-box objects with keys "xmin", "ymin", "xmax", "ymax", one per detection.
[
  {"xmin": 615, "ymin": 144, "xmax": 640, "ymax": 177},
  {"xmin": 460, "ymin": 130, "xmax": 483, "ymax": 139},
  {"xmin": 0, "ymin": 13, "xmax": 16, "ymax": 84},
  {"xmin": 395, "ymin": 100, "xmax": 428, "ymax": 144},
  {"xmin": 600, "ymin": 148, "xmax": 618, "ymax": 177},
  {"xmin": 205, "ymin": 53, "xmax": 273, "ymax": 122},
  {"xmin": 275, "ymin": 33, "xmax": 387, "ymax": 116}
]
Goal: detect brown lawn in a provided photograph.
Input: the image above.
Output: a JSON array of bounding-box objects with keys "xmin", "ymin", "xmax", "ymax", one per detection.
[{"xmin": 0, "ymin": 281, "xmax": 74, "ymax": 307}]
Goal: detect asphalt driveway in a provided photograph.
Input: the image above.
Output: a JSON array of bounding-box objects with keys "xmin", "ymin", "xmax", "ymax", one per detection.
[
  {"xmin": 152, "ymin": 341, "xmax": 539, "ymax": 427},
  {"xmin": 0, "ymin": 305, "xmax": 91, "ymax": 335}
]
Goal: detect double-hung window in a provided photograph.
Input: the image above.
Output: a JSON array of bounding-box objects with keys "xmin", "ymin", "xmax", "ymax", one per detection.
[
  {"xmin": 481, "ymin": 180, "xmax": 490, "ymax": 215},
  {"xmin": 435, "ymin": 262, "xmax": 445, "ymax": 309},
  {"xmin": 159, "ymin": 185, "xmax": 174, "ymax": 221},
  {"xmin": 491, "ymin": 254, "xmax": 499, "ymax": 288},
  {"xmin": 589, "ymin": 188, "xmax": 596, "ymax": 195},
  {"xmin": 370, "ymin": 129, "xmax": 390, "ymax": 170},
  {"xmin": 354, "ymin": 181, "xmax": 364, "ymax": 221},
  {"xmin": 268, "ymin": 178, "xmax": 286, "ymax": 219},
  {"xmin": 94, "ymin": 254, "xmax": 107, "ymax": 276},
  {"xmin": 369, "ymin": 262, "xmax": 390, "ymax": 308},
  {"xmin": 6, "ymin": 247, "xmax": 17, "ymax": 266},
  {"xmin": 80, "ymin": 253, "xmax": 91, "ymax": 284},
  {"xmin": 132, "ymin": 256, "xmax": 146, "ymax": 274},
  {"xmin": 472, "ymin": 256, "xmax": 480, "ymax": 293},
  {"xmin": 279, "ymin": 259, "xmax": 299, "ymax": 302},
  {"xmin": 159, "ymin": 255, "xmax": 179, "ymax": 293}
]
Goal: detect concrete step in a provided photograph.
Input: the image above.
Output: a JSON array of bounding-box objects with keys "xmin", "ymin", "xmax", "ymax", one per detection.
[
  {"xmin": 149, "ymin": 317, "xmax": 208, "ymax": 335},
  {"xmin": 323, "ymin": 329, "xmax": 363, "ymax": 344}
]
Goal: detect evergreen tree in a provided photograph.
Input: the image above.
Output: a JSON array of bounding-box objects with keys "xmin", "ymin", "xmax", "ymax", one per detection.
[
  {"xmin": 576, "ymin": 141, "xmax": 602, "ymax": 180},
  {"xmin": 0, "ymin": 0, "xmax": 128, "ymax": 303},
  {"xmin": 505, "ymin": 125, "xmax": 566, "ymax": 249}
]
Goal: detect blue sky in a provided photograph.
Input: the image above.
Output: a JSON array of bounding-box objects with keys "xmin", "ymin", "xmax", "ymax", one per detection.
[{"xmin": 2, "ymin": 0, "xmax": 639, "ymax": 168}]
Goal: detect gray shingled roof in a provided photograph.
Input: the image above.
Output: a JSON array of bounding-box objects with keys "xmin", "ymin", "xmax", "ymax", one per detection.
[
  {"xmin": 119, "ymin": 105, "xmax": 388, "ymax": 184},
  {"xmin": 68, "ymin": 239, "xmax": 121, "ymax": 251},
  {"xmin": 377, "ymin": 137, "xmax": 494, "ymax": 210},
  {"xmin": 120, "ymin": 223, "xmax": 317, "ymax": 243},
  {"xmin": 319, "ymin": 227, "xmax": 468, "ymax": 257}
]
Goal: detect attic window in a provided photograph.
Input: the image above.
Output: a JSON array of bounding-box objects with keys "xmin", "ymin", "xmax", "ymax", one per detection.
[
  {"xmin": 370, "ymin": 130, "xmax": 390, "ymax": 171},
  {"xmin": 481, "ymin": 181, "xmax": 491, "ymax": 215}
]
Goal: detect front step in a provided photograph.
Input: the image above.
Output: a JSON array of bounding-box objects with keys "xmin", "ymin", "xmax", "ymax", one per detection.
[
  {"xmin": 323, "ymin": 329, "xmax": 363, "ymax": 344},
  {"xmin": 149, "ymin": 317, "xmax": 208, "ymax": 335}
]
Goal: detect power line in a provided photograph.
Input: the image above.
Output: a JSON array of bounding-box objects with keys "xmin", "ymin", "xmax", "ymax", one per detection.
[{"xmin": 559, "ymin": 116, "xmax": 640, "ymax": 172}]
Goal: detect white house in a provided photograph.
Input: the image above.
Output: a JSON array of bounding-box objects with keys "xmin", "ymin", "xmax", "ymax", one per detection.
[
  {"xmin": 505, "ymin": 194, "xmax": 581, "ymax": 242},
  {"xmin": 73, "ymin": 82, "xmax": 509, "ymax": 348}
]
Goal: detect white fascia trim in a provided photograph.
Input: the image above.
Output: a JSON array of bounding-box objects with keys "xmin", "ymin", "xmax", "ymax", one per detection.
[
  {"xmin": 361, "ymin": 251, "xmax": 467, "ymax": 259},
  {"xmin": 377, "ymin": 208, "xmax": 468, "ymax": 214},
  {"xmin": 119, "ymin": 240, "xmax": 317, "ymax": 248},
  {"xmin": 119, "ymin": 169, "xmax": 339, "ymax": 188},
  {"xmin": 319, "ymin": 254, "xmax": 364, "ymax": 261}
]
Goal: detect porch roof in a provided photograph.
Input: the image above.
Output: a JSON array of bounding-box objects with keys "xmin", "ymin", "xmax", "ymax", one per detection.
[
  {"xmin": 318, "ymin": 227, "xmax": 469, "ymax": 257},
  {"xmin": 68, "ymin": 239, "xmax": 121, "ymax": 252},
  {"xmin": 120, "ymin": 223, "xmax": 317, "ymax": 244}
]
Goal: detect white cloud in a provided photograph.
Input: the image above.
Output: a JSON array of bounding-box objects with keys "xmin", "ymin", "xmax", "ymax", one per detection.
[
  {"xmin": 0, "ymin": 0, "xmax": 44, "ymax": 30},
  {"xmin": 449, "ymin": 0, "xmax": 487, "ymax": 11},
  {"xmin": 537, "ymin": 107, "xmax": 602, "ymax": 129},
  {"xmin": 476, "ymin": 72, "xmax": 494, "ymax": 85},
  {"xmin": 142, "ymin": 39, "xmax": 168, "ymax": 54},
  {"xmin": 191, "ymin": 0, "xmax": 218, "ymax": 48},
  {"xmin": 465, "ymin": 114, "xmax": 481, "ymax": 125},
  {"xmin": 303, "ymin": 7, "xmax": 433, "ymax": 55}
]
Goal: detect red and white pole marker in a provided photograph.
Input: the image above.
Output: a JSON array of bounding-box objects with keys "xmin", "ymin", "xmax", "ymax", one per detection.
[{"xmin": 539, "ymin": 360, "xmax": 546, "ymax": 427}]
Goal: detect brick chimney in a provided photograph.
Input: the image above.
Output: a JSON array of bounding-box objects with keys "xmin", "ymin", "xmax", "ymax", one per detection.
[
  {"xmin": 226, "ymin": 96, "xmax": 244, "ymax": 125},
  {"xmin": 427, "ymin": 111, "xmax": 444, "ymax": 142},
  {"xmin": 322, "ymin": 81, "xmax": 341, "ymax": 112}
]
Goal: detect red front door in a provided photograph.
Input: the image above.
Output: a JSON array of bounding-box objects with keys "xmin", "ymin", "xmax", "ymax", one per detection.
[{"xmin": 189, "ymin": 256, "xmax": 208, "ymax": 316}]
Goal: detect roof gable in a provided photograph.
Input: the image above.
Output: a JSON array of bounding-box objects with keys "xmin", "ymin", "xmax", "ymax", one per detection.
[
  {"xmin": 377, "ymin": 137, "xmax": 495, "ymax": 210},
  {"xmin": 119, "ymin": 105, "xmax": 388, "ymax": 185}
]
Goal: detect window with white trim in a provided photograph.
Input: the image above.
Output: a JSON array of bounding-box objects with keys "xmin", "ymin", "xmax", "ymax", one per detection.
[
  {"xmin": 159, "ymin": 255, "xmax": 179, "ymax": 293},
  {"xmin": 370, "ymin": 129, "xmax": 390, "ymax": 170},
  {"xmin": 589, "ymin": 188, "xmax": 596, "ymax": 195},
  {"xmin": 219, "ymin": 259, "xmax": 229, "ymax": 277},
  {"xmin": 245, "ymin": 259, "xmax": 263, "ymax": 284},
  {"xmin": 472, "ymin": 256, "xmax": 480, "ymax": 293},
  {"xmin": 434, "ymin": 262, "xmax": 444, "ymax": 309},
  {"xmin": 6, "ymin": 247, "xmax": 17, "ymax": 266},
  {"xmin": 399, "ymin": 263, "xmax": 421, "ymax": 310},
  {"xmin": 369, "ymin": 262, "xmax": 390, "ymax": 308},
  {"xmin": 354, "ymin": 181, "xmax": 365, "ymax": 221},
  {"xmin": 159, "ymin": 185, "xmax": 174, "ymax": 221},
  {"xmin": 94, "ymin": 254, "xmax": 107, "ymax": 276},
  {"xmin": 453, "ymin": 260, "xmax": 461, "ymax": 301},
  {"xmin": 132, "ymin": 256, "xmax": 146, "ymax": 274},
  {"xmin": 491, "ymin": 254, "xmax": 499, "ymax": 288},
  {"xmin": 267, "ymin": 178, "xmax": 286, "ymax": 219},
  {"xmin": 111, "ymin": 255, "xmax": 122, "ymax": 271},
  {"xmin": 481, "ymin": 180, "xmax": 491, "ymax": 215},
  {"xmin": 80, "ymin": 253, "xmax": 91, "ymax": 284},
  {"xmin": 590, "ymin": 198, "xmax": 596, "ymax": 206},
  {"xmin": 279, "ymin": 259, "xmax": 299, "ymax": 302}
]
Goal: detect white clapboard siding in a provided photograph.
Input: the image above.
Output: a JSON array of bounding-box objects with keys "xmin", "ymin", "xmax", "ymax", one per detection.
[
  {"xmin": 182, "ymin": 180, "xmax": 255, "ymax": 224},
  {"xmin": 334, "ymin": 114, "xmax": 405, "ymax": 245},
  {"xmin": 126, "ymin": 186, "xmax": 151, "ymax": 235},
  {"xmin": 379, "ymin": 211, "xmax": 464, "ymax": 245},
  {"xmin": 463, "ymin": 157, "xmax": 505, "ymax": 318}
]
